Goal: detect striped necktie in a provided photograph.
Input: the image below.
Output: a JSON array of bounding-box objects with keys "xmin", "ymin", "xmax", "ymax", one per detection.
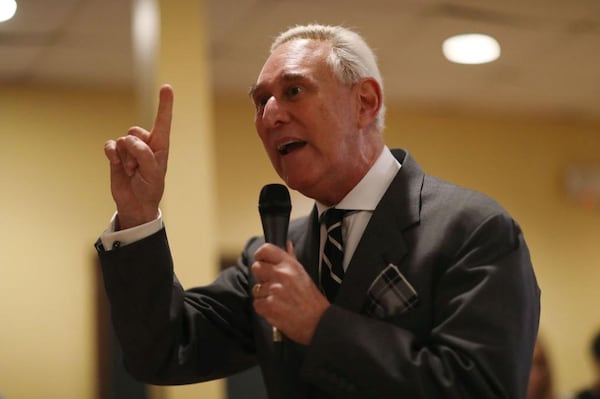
[{"xmin": 320, "ymin": 208, "xmax": 347, "ymax": 302}]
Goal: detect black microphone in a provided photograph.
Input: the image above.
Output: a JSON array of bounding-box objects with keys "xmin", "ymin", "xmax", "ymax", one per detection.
[{"xmin": 258, "ymin": 183, "xmax": 292, "ymax": 342}]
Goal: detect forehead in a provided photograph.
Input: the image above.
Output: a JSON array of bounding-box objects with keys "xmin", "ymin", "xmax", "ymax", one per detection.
[{"xmin": 254, "ymin": 39, "xmax": 331, "ymax": 88}]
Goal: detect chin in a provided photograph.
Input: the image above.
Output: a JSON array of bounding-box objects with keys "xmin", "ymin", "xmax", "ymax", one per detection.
[
  {"xmin": 281, "ymin": 164, "xmax": 323, "ymax": 197},
  {"xmin": 282, "ymin": 174, "xmax": 310, "ymax": 194}
]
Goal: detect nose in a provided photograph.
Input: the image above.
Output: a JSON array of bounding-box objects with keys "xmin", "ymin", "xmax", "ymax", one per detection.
[{"xmin": 260, "ymin": 96, "xmax": 290, "ymax": 128}]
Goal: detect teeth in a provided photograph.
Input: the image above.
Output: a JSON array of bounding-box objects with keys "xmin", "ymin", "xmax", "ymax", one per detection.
[{"xmin": 278, "ymin": 141, "xmax": 296, "ymax": 151}]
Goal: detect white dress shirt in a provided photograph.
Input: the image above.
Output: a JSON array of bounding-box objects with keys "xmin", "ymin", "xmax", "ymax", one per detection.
[{"xmin": 315, "ymin": 146, "xmax": 400, "ymax": 270}]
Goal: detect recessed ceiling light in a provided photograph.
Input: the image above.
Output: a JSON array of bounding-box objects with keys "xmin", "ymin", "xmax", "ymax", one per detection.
[
  {"xmin": 442, "ymin": 33, "xmax": 501, "ymax": 65},
  {"xmin": 0, "ymin": 0, "xmax": 17, "ymax": 23}
]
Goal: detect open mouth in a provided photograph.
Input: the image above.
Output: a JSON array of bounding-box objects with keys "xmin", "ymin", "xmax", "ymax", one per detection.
[{"xmin": 277, "ymin": 140, "xmax": 307, "ymax": 155}]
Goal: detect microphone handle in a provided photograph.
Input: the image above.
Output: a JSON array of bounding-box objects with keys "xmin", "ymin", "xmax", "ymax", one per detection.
[
  {"xmin": 261, "ymin": 214, "xmax": 289, "ymax": 249},
  {"xmin": 260, "ymin": 214, "xmax": 288, "ymax": 343}
]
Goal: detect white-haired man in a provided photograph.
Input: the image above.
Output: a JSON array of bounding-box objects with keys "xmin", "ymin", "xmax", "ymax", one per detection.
[{"xmin": 97, "ymin": 24, "xmax": 540, "ymax": 399}]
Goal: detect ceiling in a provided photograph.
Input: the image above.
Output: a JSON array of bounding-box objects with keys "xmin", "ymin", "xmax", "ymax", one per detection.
[{"xmin": 1, "ymin": 0, "xmax": 600, "ymax": 120}]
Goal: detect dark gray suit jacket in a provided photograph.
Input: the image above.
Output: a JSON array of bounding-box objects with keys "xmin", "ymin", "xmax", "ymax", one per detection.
[{"xmin": 97, "ymin": 149, "xmax": 540, "ymax": 399}]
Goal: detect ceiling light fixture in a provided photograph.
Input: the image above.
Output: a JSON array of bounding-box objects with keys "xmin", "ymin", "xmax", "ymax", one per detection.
[
  {"xmin": 442, "ymin": 33, "xmax": 501, "ymax": 65},
  {"xmin": 0, "ymin": 0, "xmax": 17, "ymax": 23}
]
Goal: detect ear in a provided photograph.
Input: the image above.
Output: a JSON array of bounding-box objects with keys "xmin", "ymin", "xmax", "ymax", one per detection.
[{"xmin": 355, "ymin": 77, "xmax": 382, "ymax": 129}]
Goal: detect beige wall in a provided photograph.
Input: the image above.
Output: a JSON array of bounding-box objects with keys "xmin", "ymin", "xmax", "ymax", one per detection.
[
  {"xmin": 214, "ymin": 95, "xmax": 600, "ymax": 397},
  {"xmin": 0, "ymin": 86, "xmax": 135, "ymax": 398},
  {"xmin": 1, "ymin": 85, "xmax": 598, "ymax": 397}
]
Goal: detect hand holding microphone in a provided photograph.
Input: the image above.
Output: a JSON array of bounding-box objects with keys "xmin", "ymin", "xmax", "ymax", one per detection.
[{"xmin": 253, "ymin": 184, "xmax": 330, "ymax": 346}]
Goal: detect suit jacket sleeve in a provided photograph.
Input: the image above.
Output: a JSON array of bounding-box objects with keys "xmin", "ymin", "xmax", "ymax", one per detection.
[{"xmin": 96, "ymin": 228, "xmax": 258, "ymax": 384}]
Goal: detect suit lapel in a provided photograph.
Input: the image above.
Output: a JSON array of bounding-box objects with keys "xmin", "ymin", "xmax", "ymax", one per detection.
[
  {"xmin": 336, "ymin": 149, "xmax": 424, "ymax": 312},
  {"xmin": 289, "ymin": 205, "xmax": 321, "ymax": 285}
]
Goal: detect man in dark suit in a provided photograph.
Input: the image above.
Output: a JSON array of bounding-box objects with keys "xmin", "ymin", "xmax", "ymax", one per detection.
[{"xmin": 97, "ymin": 24, "xmax": 540, "ymax": 398}]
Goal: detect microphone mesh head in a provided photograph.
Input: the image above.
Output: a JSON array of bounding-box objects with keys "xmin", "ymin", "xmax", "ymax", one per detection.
[{"xmin": 258, "ymin": 184, "xmax": 291, "ymax": 215}]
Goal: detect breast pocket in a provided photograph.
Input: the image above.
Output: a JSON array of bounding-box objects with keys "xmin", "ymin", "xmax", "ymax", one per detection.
[{"xmin": 363, "ymin": 263, "xmax": 419, "ymax": 320}]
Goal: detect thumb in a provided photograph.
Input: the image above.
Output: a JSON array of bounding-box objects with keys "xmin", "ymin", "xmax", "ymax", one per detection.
[{"xmin": 286, "ymin": 240, "xmax": 297, "ymax": 259}]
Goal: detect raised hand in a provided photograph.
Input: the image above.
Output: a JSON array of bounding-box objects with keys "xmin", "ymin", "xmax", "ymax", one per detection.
[
  {"xmin": 251, "ymin": 242, "xmax": 330, "ymax": 345},
  {"xmin": 104, "ymin": 84, "xmax": 174, "ymax": 229}
]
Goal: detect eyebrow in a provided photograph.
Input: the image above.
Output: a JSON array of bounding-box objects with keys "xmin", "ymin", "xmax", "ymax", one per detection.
[{"xmin": 248, "ymin": 72, "xmax": 308, "ymax": 99}]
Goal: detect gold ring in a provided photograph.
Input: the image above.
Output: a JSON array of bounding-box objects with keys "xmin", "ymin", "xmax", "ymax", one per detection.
[{"xmin": 252, "ymin": 283, "xmax": 262, "ymax": 297}]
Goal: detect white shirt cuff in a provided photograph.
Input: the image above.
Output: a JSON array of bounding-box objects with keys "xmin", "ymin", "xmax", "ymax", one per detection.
[{"xmin": 100, "ymin": 210, "xmax": 163, "ymax": 251}]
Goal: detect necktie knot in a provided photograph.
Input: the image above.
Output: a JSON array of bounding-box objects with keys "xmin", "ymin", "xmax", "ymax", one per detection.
[{"xmin": 321, "ymin": 208, "xmax": 348, "ymax": 229}]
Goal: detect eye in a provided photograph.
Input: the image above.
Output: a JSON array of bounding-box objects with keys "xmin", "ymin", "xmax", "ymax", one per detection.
[
  {"xmin": 286, "ymin": 86, "xmax": 302, "ymax": 98},
  {"xmin": 254, "ymin": 95, "xmax": 270, "ymax": 112}
]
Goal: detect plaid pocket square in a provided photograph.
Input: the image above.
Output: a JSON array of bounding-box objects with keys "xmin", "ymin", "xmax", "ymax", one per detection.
[{"xmin": 364, "ymin": 263, "xmax": 419, "ymax": 319}]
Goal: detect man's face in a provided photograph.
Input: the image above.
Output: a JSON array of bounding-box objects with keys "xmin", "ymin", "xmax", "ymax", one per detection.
[{"xmin": 251, "ymin": 39, "xmax": 366, "ymax": 204}]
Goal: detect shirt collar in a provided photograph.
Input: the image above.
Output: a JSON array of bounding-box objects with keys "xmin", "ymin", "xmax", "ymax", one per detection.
[{"xmin": 316, "ymin": 146, "xmax": 401, "ymax": 217}]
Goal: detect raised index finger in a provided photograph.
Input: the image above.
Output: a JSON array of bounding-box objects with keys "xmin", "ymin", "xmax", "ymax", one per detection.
[{"xmin": 149, "ymin": 84, "xmax": 174, "ymax": 152}]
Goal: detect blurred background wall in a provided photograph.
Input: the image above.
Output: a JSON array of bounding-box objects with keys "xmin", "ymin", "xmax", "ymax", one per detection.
[
  {"xmin": 1, "ymin": 0, "xmax": 599, "ymax": 398},
  {"xmin": 0, "ymin": 86, "xmax": 134, "ymax": 397}
]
